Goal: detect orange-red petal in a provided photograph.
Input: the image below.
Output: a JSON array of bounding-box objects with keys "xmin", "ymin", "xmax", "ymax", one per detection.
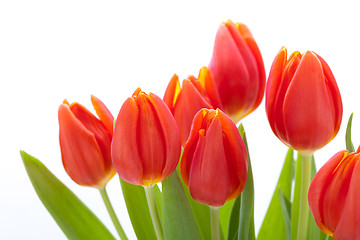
[
  {"xmin": 282, "ymin": 51, "xmax": 334, "ymax": 154},
  {"xmin": 112, "ymin": 97, "xmax": 143, "ymax": 185},
  {"xmin": 91, "ymin": 95, "xmax": 114, "ymax": 135},
  {"xmin": 59, "ymin": 104, "xmax": 109, "ymax": 188}
]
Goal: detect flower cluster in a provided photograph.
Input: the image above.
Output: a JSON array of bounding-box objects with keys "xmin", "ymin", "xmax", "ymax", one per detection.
[{"xmin": 23, "ymin": 18, "xmax": 360, "ymax": 240}]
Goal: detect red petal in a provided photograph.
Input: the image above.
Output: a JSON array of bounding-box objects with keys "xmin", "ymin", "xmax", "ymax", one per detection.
[
  {"xmin": 334, "ymin": 155, "xmax": 360, "ymax": 239},
  {"xmin": 163, "ymin": 74, "xmax": 180, "ymax": 112},
  {"xmin": 322, "ymin": 153, "xmax": 357, "ymax": 233},
  {"xmin": 236, "ymin": 23, "xmax": 266, "ymax": 116},
  {"xmin": 69, "ymin": 103, "xmax": 112, "ymax": 171},
  {"xmin": 209, "ymin": 22, "xmax": 251, "ymax": 120},
  {"xmin": 112, "ymin": 97, "xmax": 143, "ymax": 185},
  {"xmin": 58, "ymin": 104, "xmax": 108, "ymax": 188},
  {"xmin": 174, "ymin": 79, "xmax": 212, "ymax": 145},
  {"xmin": 188, "ymin": 116, "xmax": 230, "ymax": 207},
  {"xmin": 91, "ymin": 95, "xmax": 114, "ymax": 135},
  {"xmin": 148, "ymin": 92, "xmax": 181, "ymax": 183},
  {"xmin": 314, "ymin": 53, "xmax": 343, "ymax": 138},
  {"xmin": 136, "ymin": 92, "xmax": 166, "ymax": 186},
  {"xmin": 217, "ymin": 109, "xmax": 248, "ymax": 201},
  {"xmin": 308, "ymin": 150, "xmax": 348, "ymax": 235},
  {"xmin": 180, "ymin": 108, "xmax": 206, "ymax": 186},
  {"xmin": 198, "ymin": 67, "xmax": 223, "ymax": 110},
  {"xmin": 266, "ymin": 47, "xmax": 287, "ymax": 138},
  {"xmin": 283, "ymin": 51, "xmax": 335, "ymax": 153},
  {"xmin": 226, "ymin": 21, "xmax": 259, "ymax": 108},
  {"xmin": 272, "ymin": 51, "xmax": 301, "ymax": 144}
]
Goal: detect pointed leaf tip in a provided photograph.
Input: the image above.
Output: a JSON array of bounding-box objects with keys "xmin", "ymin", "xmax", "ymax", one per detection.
[{"xmin": 345, "ymin": 113, "xmax": 355, "ymax": 153}]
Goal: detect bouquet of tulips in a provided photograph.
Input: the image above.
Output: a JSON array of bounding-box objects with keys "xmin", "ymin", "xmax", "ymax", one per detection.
[{"xmin": 21, "ymin": 19, "xmax": 356, "ymax": 240}]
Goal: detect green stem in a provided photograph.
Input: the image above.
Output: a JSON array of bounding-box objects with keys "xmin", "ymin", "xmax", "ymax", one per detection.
[
  {"xmin": 99, "ymin": 188, "xmax": 128, "ymax": 240},
  {"xmin": 210, "ymin": 206, "xmax": 220, "ymax": 240},
  {"xmin": 297, "ymin": 154, "xmax": 312, "ymax": 240},
  {"xmin": 145, "ymin": 186, "xmax": 164, "ymax": 240}
]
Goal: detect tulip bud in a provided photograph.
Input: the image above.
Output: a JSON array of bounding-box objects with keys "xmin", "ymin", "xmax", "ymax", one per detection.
[
  {"xmin": 112, "ymin": 88, "xmax": 181, "ymax": 187},
  {"xmin": 308, "ymin": 147, "xmax": 360, "ymax": 239},
  {"xmin": 265, "ymin": 47, "xmax": 342, "ymax": 154},
  {"xmin": 180, "ymin": 108, "xmax": 248, "ymax": 207},
  {"xmin": 163, "ymin": 67, "xmax": 222, "ymax": 145},
  {"xmin": 58, "ymin": 96, "xmax": 116, "ymax": 189},
  {"xmin": 209, "ymin": 20, "xmax": 266, "ymax": 123}
]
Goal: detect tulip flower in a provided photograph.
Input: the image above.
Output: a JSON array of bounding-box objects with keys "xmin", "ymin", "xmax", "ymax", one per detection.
[
  {"xmin": 266, "ymin": 47, "xmax": 342, "ymax": 155},
  {"xmin": 112, "ymin": 88, "xmax": 181, "ymax": 187},
  {"xmin": 59, "ymin": 96, "xmax": 128, "ymax": 239},
  {"xmin": 308, "ymin": 147, "xmax": 360, "ymax": 239},
  {"xmin": 208, "ymin": 19, "xmax": 266, "ymax": 123},
  {"xmin": 163, "ymin": 67, "xmax": 222, "ymax": 145},
  {"xmin": 58, "ymin": 95, "xmax": 116, "ymax": 189},
  {"xmin": 180, "ymin": 108, "xmax": 248, "ymax": 207},
  {"xmin": 266, "ymin": 48, "xmax": 342, "ymax": 240}
]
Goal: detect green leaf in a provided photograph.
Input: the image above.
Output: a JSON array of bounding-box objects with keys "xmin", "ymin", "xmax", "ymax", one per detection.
[
  {"xmin": 177, "ymin": 166, "xmax": 212, "ymax": 240},
  {"xmin": 162, "ymin": 170, "xmax": 202, "ymax": 240},
  {"xmin": 346, "ymin": 113, "xmax": 355, "ymax": 153},
  {"xmin": 227, "ymin": 196, "xmax": 241, "ymax": 240},
  {"xmin": 120, "ymin": 178, "xmax": 157, "ymax": 240},
  {"xmin": 237, "ymin": 124, "xmax": 255, "ymax": 240},
  {"xmin": 220, "ymin": 199, "xmax": 235, "ymax": 239},
  {"xmin": 20, "ymin": 151, "xmax": 116, "ymax": 240},
  {"xmin": 257, "ymin": 148, "xmax": 294, "ymax": 240},
  {"xmin": 278, "ymin": 189, "xmax": 291, "ymax": 240}
]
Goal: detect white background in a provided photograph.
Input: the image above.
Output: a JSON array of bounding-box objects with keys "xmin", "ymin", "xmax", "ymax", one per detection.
[{"xmin": 1, "ymin": 0, "xmax": 360, "ymax": 239}]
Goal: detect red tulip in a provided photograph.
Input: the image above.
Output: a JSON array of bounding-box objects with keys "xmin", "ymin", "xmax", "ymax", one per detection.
[
  {"xmin": 180, "ymin": 108, "xmax": 248, "ymax": 207},
  {"xmin": 58, "ymin": 95, "xmax": 116, "ymax": 189},
  {"xmin": 265, "ymin": 47, "xmax": 342, "ymax": 154},
  {"xmin": 163, "ymin": 67, "xmax": 222, "ymax": 145},
  {"xmin": 112, "ymin": 88, "xmax": 181, "ymax": 186},
  {"xmin": 308, "ymin": 147, "xmax": 360, "ymax": 239},
  {"xmin": 208, "ymin": 20, "xmax": 266, "ymax": 123}
]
